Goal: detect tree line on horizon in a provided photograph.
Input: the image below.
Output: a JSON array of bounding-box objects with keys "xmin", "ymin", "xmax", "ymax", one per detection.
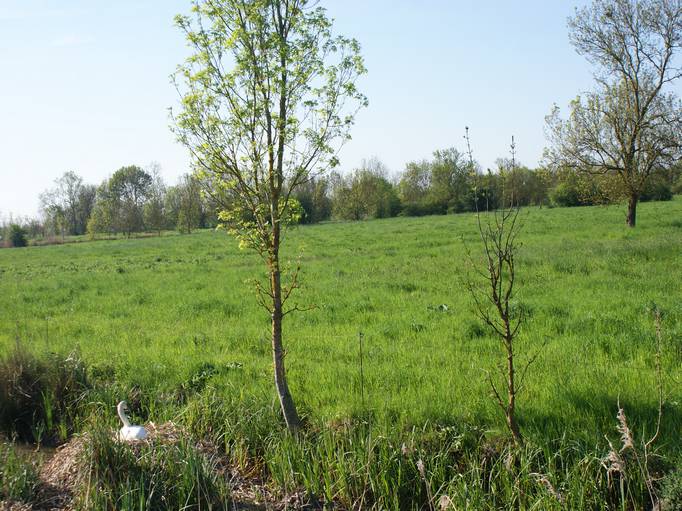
[
  {"xmin": 301, "ymin": 152, "xmax": 680, "ymax": 224},
  {"xmin": 1, "ymin": 152, "xmax": 680, "ymax": 247},
  {"xmin": 1, "ymin": 165, "xmax": 210, "ymax": 246}
]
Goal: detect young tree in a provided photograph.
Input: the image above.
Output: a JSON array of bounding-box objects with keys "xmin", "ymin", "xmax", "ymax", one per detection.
[
  {"xmin": 463, "ymin": 133, "xmax": 541, "ymax": 446},
  {"xmin": 546, "ymin": 0, "xmax": 682, "ymax": 227},
  {"xmin": 172, "ymin": 0, "xmax": 366, "ymax": 431}
]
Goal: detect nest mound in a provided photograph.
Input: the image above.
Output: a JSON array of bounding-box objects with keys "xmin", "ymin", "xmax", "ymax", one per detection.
[
  {"xmin": 32, "ymin": 422, "xmax": 217, "ymax": 510},
  {"xmin": 0, "ymin": 502, "xmax": 32, "ymax": 511},
  {"xmin": 5, "ymin": 422, "xmax": 314, "ymax": 511}
]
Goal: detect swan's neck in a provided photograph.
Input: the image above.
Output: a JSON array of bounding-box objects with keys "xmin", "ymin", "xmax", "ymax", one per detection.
[{"xmin": 117, "ymin": 404, "xmax": 131, "ymax": 428}]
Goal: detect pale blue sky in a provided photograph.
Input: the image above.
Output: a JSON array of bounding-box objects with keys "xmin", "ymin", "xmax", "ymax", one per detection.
[{"xmin": 1, "ymin": 0, "xmax": 599, "ymax": 218}]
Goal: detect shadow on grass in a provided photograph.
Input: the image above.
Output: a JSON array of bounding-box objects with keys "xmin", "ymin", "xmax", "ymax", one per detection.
[{"xmin": 521, "ymin": 389, "xmax": 682, "ymax": 456}]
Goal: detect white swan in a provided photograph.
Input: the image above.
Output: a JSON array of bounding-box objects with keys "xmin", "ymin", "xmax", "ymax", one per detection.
[{"xmin": 117, "ymin": 401, "xmax": 148, "ymax": 441}]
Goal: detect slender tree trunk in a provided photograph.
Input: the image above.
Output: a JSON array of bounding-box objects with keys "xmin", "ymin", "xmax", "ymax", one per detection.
[
  {"xmin": 270, "ymin": 229, "xmax": 301, "ymax": 433},
  {"xmin": 626, "ymin": 193, "xmax": 638, "ymax": 227},
  {"xmin": 505, "ymin": 339, "xmax": 522, "ymax": 445}
]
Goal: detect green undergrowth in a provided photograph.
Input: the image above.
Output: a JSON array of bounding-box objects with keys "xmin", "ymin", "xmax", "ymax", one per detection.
[
  {"xmin": 0, "ymin": 442, "xmax": 39, "ymax": 502},
  {"xmin": 180, "ymin": 389, "xmax": 681, "ymax": 510},
  {"xmin": 0, "ymin": 341, "xmax": 89, "ymax": 444}
]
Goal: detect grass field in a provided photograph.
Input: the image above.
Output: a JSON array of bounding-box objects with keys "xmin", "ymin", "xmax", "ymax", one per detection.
[{"xmin": 1, "ymin": 199, "xmax": 681, "ymax": 508}]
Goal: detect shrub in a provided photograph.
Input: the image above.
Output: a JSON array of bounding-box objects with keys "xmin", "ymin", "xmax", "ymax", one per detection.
[
  {"xmin": 0, "ymin": 343, "xmax": 89, "ymax": 444},
  {"xmin": 7, "ymin": 224, "xmax": 28, "ymax": 248},
  {"xmin": 399, "ymin": 201, "xmax": 446, "ymax": 217},
  {"xmin": 550, "ymin": 182, "xmax": 582, "ymax": 207}
]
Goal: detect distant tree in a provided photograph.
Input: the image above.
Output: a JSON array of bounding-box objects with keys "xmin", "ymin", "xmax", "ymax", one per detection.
[
  {"xmin": 176, "ymin": 174, "xmax": 202, "ymax": 234},
  {"xmin": 546, "ymin": 0, "xmax": 682, "ymax": 227},
  {"xmin": 663, "ymin": 160, "xmax": 682, "ymax": 194},
  {"xmin": 530, "ymin": 167, "xmax": 554, "ymax": 207},
  {"xmin": 549, "ymin": 180, "xmax": 583, "ymax": 208},
  {"xmin": 164, "ymin": 185, "xmax": 181, "ymax": 230},
  {"xmin": 293, "ymin": 177, "xmax": 332, "ymax": 224},
  {"xmin": 108, "ymin": 165, "xmax": 152, "ymax": 235},
  {"xmin": 46, "ymin": 206, "xmax": 68, "ymax": 240},
  {"xmin": 88, "ymin": 179, "xmax": 120, "ymax": 237},
  {"xmin": 429, "ymin": 148, "xmax": 470, "ymax": 213},
  {"xmin": 8, "ymin": 224, "xmax": 28, "ymax": 248},
  {"xmin": 640, "ymin": 168, "xmax": 675, "ymax": 202},
  {"xmin": 398, "ymin": 160, "xmax": 431, "ymax": 205},
  {"xmin": 172, "ymin": 0, "xmax": 366, "ymax": 432},
  {"xmin": 39, "ymin": 171, "xmax": 92, "ymax": 236},
  {"xmin": 76, "ymin": 184, "xmax": 97, "ymax": 234},
  {"xmin": 332, "ymin": 159, "xmax": 400, "ymax": 220},
  {"xmin": 398, "ymin": 149, "xmax": 477, "ymax": 215},
  {"xmin": 496, "ymin": 161, "xmax": 549, "ymax": 207},
  {"xmin": 23, "ymin": 217, "xmax": 45, "ymax": 240},
  {"xmin": 144, "ymin": 163, "xmax": 167, "ymax": 235}
]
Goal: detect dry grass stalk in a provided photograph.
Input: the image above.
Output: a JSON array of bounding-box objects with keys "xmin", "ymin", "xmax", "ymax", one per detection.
[
  {"xmin": 603, "ymin": 308, "xmax": 669, "ymax": 510},
  {"xmin": 530, "ymin": 472, "xmax": 564, "ymax": 505}
]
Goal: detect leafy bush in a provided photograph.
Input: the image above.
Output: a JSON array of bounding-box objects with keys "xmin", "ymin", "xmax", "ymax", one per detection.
[
  {"xmin": 0, "ymin": 443, "xmax": 39, "ymax": 502},
  {"xmin": 550, "ymin": 182, "xmax": 583, "ymax": 207},
  {"xmin": 0, "ymin": 343, "xmax": 89, "ymax": 444},
  {"xmin": 399, "ymin": 201, "xmax": 446, "ymax": 217},
  {"xmin": 7, "ymin": 224, "xmax": 28, "ymax": 248}
]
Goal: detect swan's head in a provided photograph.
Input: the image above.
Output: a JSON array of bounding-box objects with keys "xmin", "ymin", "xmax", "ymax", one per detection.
[
  {"xmin": 116, "ymin": 400, "xmax": 133, "ymax": 428},
  {"xmin": 117, "ymin": 400, "xmax": 128, "ymax": 415}
]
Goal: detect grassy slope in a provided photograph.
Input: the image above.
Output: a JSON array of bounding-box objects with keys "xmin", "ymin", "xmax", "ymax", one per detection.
[{"xmin": 1, "ymin": 199, "xmax": 681, "ymax": 449}]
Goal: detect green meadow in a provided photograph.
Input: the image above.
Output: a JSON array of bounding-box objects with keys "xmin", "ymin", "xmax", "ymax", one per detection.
[
  {"xmin": 2, "ymin": 199, "xmax": 681, "ymax": 446},
  {"xmin": 2, "ymin": 199, "xmax": 682, "ymax": 509}
]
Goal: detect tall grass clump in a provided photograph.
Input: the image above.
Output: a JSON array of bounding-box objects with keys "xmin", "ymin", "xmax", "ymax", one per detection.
[
  {"xmin": 79, "ymin": 425, "xmax": 230, "ymax": 510},
  {"xmin": 181, "ymin": 388, "xmax": 284, "ymax": 471},
  {"xmin": 0, "ymin": 341, "xmax": 89, "ymax": 444},
  {"xmin": 0, "ymin": 442, "xmax": 39, "ymax": 502}
]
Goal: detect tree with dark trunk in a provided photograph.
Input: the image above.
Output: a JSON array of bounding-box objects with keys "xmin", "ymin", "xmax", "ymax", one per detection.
[
  {"xmin": 546, "ymin": 0, "xmax": 682, "ymax": 227},
  {"xmin": 172, "ymin": 0, "xmax": 366, "ymax": 432}
]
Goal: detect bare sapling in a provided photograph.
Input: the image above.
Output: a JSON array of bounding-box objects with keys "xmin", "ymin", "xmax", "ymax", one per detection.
[{"xmin": 463, "ymin": 130, "xmax": 541, "ymax": 446}]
